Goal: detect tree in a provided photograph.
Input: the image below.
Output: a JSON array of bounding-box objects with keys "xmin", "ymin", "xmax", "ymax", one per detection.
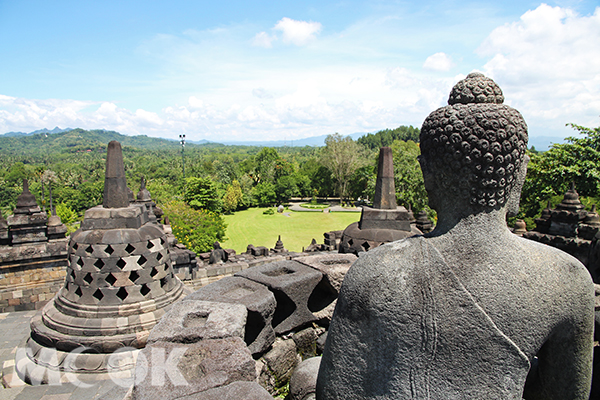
[
  {"xmin": 223, "ymin": 180, "xmax": 244, "ymax": 214},
  {"xmin": 357, "ymin": 125, "xmax": 421, "ymax": 150},
  {"xmin": 308, "ymin": 165, "xmax": 335, "ymax": 198},
  {"xmin": 391, "ymin": 140, "xmax": 428, "ymax": 212},
  {"xmin": 146, "ymin": 178, "xmax": 180, "ymax": 205},
  {"xmin": 292, "ymin": 171, "xmax": 312, "ymax": 199},
  {"xmin": 41, "ymin": 170, "xmax": 58, "ymax": 213},
  {"xmin": 162, "ymin": 200, "xmax": 227, "ymax": 253},
  {"xmin": 274, "ymin": 175, "xmax": 298, "ymax": 203},
  {"xmin": 253, "ymin": 147, "xmax": 280, "ymax": 184},
  {"xmin": 349, "ymin": 164, "xmax": 376, "ymax": 202},
  {"xmin": 320, "ymin": 134, "xmax": 365, "ymax": 202},
  {"xmin": 5, "ymin": 162, "xmax": 32, "ymax": 185},
  {"xmin": 212, "ymin": 157, "xmax": 240, "ymax": 186},
  {"xmin": 0, "ymin": 178, "xmax": 18, "ymax": 219},
  {"xmin": 251, "ymin": 182, "xmax": 277, "ymax": 207},
  {"xmin": 184, "ymin": 177, "xmax": 222, "ymax": 213},
  {"xmin": 520, "ymin": 122, "xmax": 600, "ymax": 219},
  {"xmin": 52, "ymin": 180, "xmax": 103, "ymax": 214}
]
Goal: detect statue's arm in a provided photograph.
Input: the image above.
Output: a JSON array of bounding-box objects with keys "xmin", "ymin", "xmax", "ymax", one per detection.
[{"xmin": 523, "ymin": 277, "xmax": 594, "ymax": 400}]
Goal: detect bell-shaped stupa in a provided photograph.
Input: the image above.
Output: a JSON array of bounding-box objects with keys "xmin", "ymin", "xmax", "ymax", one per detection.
[
  {"xmin": 339, "ymin": 147, "xmax": 421, "ymax": 254},
  {"xmin": 16, "ymin": 141, "xmax": 186, "ymax": 385}
]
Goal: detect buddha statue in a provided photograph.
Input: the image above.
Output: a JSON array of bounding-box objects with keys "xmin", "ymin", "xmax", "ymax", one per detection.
[{"xmin": 317, "ymin": 73, "xmax": 594, "ymax": 399}]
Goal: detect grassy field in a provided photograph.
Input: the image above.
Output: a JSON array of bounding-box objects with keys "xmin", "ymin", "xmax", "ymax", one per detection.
[{"xmin": 221, "ymin": 207, "xmax": 360, "ymax": 253}]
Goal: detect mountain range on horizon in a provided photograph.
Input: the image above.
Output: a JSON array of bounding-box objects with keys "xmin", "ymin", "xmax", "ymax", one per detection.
[
  {"xmin": 0, "ymin": 127, "xmax": 563, "ymax": 150},
  {"xmin": 2, "ymin": 127, "xmax": 74, "ymax": 137},
  {"xmin": 1, "ymin": 127, "xmax": 366, "ymax": 147}
]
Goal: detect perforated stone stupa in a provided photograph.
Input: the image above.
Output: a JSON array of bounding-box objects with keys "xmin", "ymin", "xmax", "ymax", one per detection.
[
  {"xmin": 1, "ymin": 180, "xmax": 68, "ymax": 313},
  {"xmin": 16, "ymin": 141, "xmax": 186, "ymax": 384},
  {"xmin": 524, "ymin": 184, "xmax": 600, "ymax": 281},
  {"xmin": 339, "ymin": 147, "xmax": 421, "ymax": 254}
]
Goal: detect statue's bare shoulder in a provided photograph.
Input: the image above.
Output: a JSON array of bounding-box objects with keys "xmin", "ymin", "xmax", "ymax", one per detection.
[{"xmin": 514, "ymin": 235, "xmax": 592, "ymax": 293}]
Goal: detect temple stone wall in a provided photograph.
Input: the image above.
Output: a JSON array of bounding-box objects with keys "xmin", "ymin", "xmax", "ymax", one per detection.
[
  {"xmin": 1, "ymin": 228, "xmax": 343, "ymax": 313},
  {"xmin": 0, "ymin": 267, "xmax": 65, "ymax": 312},
  {"xmin": 0, "ymin": 181, "xmax": 69, "ymax": 313}
]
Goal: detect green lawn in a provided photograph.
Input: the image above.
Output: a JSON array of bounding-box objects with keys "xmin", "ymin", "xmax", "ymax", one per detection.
[{"xmin": 221, "ymin": 207, "xmax": 360, "ymax": 253}]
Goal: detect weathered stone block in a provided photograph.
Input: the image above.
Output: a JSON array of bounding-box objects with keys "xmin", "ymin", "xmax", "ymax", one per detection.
[
  {"xmin": 133, "ymin": 337, "xmax": 256, "ymax": 400},
  {"xmin": 294, "ymin": 253, "xmax": 357, "ymax": 325},
  {"xmin": 185, "ymin": 276, "xmax": 276, "ymax": 356},
  {"xmin": 259, "ymin": 338, "xmax": 300, "ymax": 395},
  {"xmin": 359, "ymin": 206, "xmax": 412, "ymax": 230},
  {"xmin": 83, "ymin": 207, "xmax": 112, "ymax": 220},
  {"xmin": 290, "ymin": 357, "xmax": 321, "ymax": 400},
  {"xmin": 293, "ymin": 328, "xmax": 318, "ymax": 360},
  {"xmin": 249, "ymin": 245, "xmax": 269, "ymax": 257},
  {"xmin": 316, "ymin": 332, "xmax": 327, "ymax": 354},
  {"xmin": 236, "ymin": 260, "xmax": 322, "ymax": 334},
  {"xmin": 148, "ymin": 300, "xmax": 247, "ymax": 344},
  {"xmin": 294, "ymin": 253, "xmax": 356, "ymax": 293},
  {"xmin": 186, "ymin": 381, "xmax": 274, "ymax": 400}
]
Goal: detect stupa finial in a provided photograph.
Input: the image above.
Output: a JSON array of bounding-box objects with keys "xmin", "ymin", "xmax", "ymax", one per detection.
[{"xmin": 103, "ymin": 141, "xmax": 129, "ymax": 208}]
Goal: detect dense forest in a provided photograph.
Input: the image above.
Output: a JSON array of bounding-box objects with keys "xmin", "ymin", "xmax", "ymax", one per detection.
[{"xmin": 1, "ymin": 123, "xmax": 598, "ymax": 251}]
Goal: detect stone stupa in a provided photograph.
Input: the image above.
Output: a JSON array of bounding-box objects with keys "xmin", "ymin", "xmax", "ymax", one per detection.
[
  {"xmin": 15, "ymin": 141, "xmax": 187, "ymax": 385},
  {"xmin": 0, "ymin": 181, "xmax": 69, "ymax": 314},
  {"xmin": 339, "ymin": 147, "xmax": 421, "ymax": 254},
  {"xmin": 524, "ymin": 183, "xmax": 600, "ymax": 281},
  {"xmin": 7, "ymin": 180, "xmax": 50, "ymax": 244},
  {"xmin": 135, "ymin": 176, "xmax": 164, "ymax": 223}
]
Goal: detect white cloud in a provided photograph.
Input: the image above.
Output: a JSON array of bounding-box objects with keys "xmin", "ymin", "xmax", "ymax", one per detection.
[
  {"xmin": 273, "ymin": 17, "xmax": 322, "ymax": 46},
  {"xmin": 478, "ymin": 4, "xmax": 600, "ymax": 131},
  {"xmin": 252, "ymin": 88, "xmax": 274, "ymax": 99},
  {"xmin": 135, "ymin": 109, "xmax": 163, "ymax": 126},
  {"xmin": 0, "ymin": 64, "xmax": 456, "ymax": 142},
  {"xmin": 423, "ymin": 52, "xmax": 454, "ymax": 71},
  {"xmin": 252, "ymin": 31, "xmax": 276, "ymax": 48},
  {"xmin": 4, "ymin": 5, "xmax": 599, "ymax": 144},
  {"xmin": 0, "ymin": 95, "xmax": 96, "ymax": 133},
  {"xmin": 188, "ymin": 96, "xmax": 204, "ymax": 109}
]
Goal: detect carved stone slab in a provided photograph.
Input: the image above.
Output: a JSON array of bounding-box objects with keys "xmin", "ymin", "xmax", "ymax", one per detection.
[
  {"xmin": 235, "ymin": 260, "xmax": 322, "ymax": 334},
  {"xmin": 185, "ymin": 276, "xmax": 276, "ymax": 355}
]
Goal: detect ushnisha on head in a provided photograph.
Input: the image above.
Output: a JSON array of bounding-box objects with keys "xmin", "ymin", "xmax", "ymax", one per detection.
[{"xmin": 419, "ymin": 72, "xmax": 528, "ymax": 211}]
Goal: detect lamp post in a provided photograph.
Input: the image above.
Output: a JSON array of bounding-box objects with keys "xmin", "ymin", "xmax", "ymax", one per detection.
[{"xmin": 179, "ymin": 134, "xmax": 186, "ymax": 197}]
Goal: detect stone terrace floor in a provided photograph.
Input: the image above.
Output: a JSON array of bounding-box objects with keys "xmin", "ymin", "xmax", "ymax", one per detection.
[{"xmin": 0, "ymin": 310, "xmax": 128, "ymax": 400}]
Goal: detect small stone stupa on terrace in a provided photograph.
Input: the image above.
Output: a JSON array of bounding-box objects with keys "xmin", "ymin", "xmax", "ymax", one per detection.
[
  {"xmin": 524, "ymin": 183, "xmax": 600, "ymax": 281},
  {"xmin": 339, "ymin": 147, "xmax": 421, "ymax": 254},
  {"xmin": 16, "ymin": 141, "xmax": 186, "ymax": 385},
  {"xmin": 135, "ymin": 176, "xmax": 164, "ymax": 223},
  {"xmin": 0, "ymin": 181, "xmax": 68, "ymax": 313},
  {"xmin": 4, "ymin": 180, "xmax": 68, "ymax": 245}
]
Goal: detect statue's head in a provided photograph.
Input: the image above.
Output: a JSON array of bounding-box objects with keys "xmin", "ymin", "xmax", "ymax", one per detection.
[{"xmin": 419, "ymin": 73, "xmax": 528, "ymax": 215}]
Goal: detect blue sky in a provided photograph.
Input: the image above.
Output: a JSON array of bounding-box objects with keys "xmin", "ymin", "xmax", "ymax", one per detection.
[{"xmin": 0, "ymin": 0, "xmax": 599, "ymax": 148}]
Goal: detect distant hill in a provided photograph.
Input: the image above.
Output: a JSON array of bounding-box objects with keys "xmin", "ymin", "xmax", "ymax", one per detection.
[
  {"xmin": 184, "ymin": 139, "xmax": 212, "ymax": 145},
  {"xmin": 0, "ymin": 127, "xmax": 386, "ymax": 156},
  {"xmin": 528, "ymin": 136, "xmax": 566, "ymax": 152},
  {"xmin": 0, "ymin": 127, "xmax": 363, "ymax": 148},
  {"xmin": 214, "ymin": 132, "xmax": 366, "ymax": 147},
  {"xmin": 0, "ymin": 128, "xmax": 212, "ymax": 157},
  {"xmin": 1, "ymin": 127, "xmax": 73, "ymax": 137}
]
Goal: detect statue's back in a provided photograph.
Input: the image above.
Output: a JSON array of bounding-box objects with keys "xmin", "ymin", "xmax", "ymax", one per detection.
[
  {"xmin": 317, "ymin": 74, "xmax": 594, "ymax": 400},
  {"xmin": 317, "ymin": 235, "xmax": 593, "ymax": 400}
]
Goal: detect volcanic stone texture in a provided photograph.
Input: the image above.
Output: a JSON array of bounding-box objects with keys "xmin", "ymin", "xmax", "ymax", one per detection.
[
  {"xmin": 235, "ymin": 260, "xmax": 322, "ymax": 334},
  {"xmin": 132, "ymin": 337, "xmax": 257, "ymax": 400},
  {"xmin": 184, "ymin": 276, "xmax": 277, "ymax": 355},
  {"xmin": 294, "ymin": 253, "xmax": 357, "ymax": 324},
  {"xmin": 148, "ymin": 299, "xmax": 247, "ymax": 344}
]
